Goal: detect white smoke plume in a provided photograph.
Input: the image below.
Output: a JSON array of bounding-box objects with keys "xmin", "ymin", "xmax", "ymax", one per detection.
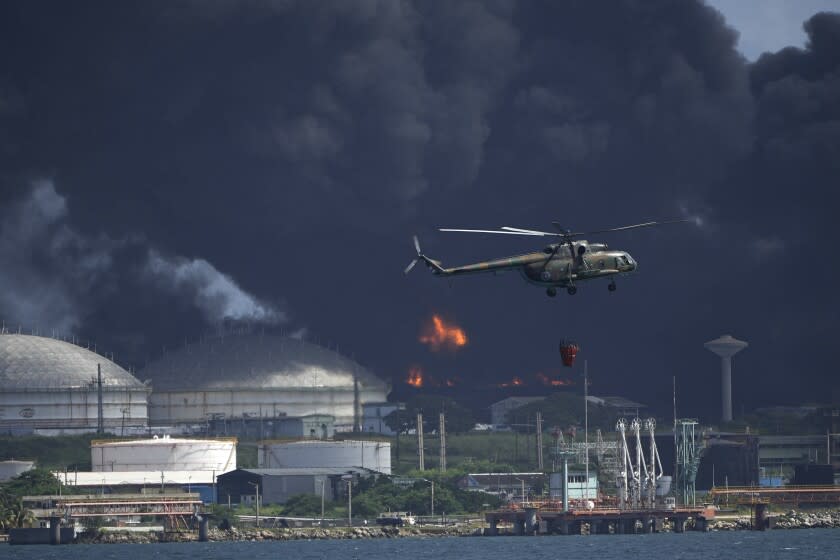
[
  {"xmin": 0, "ymin": 181, "xmax": 288, "ymax": 333},
  {"xmin": 145, "ymin": 250, "xmax": 286, "ymax": 325}
]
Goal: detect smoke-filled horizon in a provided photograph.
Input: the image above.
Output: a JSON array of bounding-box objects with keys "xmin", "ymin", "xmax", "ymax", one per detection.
[{"xmin": 1, "ymin": 1, "xmax": 838, "ymax": 422}]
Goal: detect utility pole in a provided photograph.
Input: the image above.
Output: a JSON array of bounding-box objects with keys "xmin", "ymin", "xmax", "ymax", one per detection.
[
  {"xmin": 673, "ymin": 376, "xmax": 678, "ymax": 508},
  {"xmin": 417, "ymin": 413, "xmax": 425, "ymax": 471},
  {"xmin": 439, "ymin": 412, "xmax": 446, "ymax": 472},
  {"xmin": 536, "ymin": 411, "xmax": 544, "ymax": 471},
  {"xmin": 248, "ymin": 481, "xmax": 260, "ymax": 528},
  {"xmin": 97, "ymin": 364, "xmax": 104, "ymax": 434},
  {"xmin": 341, "ymin": 475, "xmax": 353, "ymax": 526},
  {"xmin": 431, "ymin": 480, "xmax": 434, "ymax": 516},
  {"xmin": 320, "ymin": 479, "xmax": 325, "ymax": 521}
]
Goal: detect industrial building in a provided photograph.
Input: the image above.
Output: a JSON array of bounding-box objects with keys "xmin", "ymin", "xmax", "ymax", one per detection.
[
  {"xmin": 586, "ymin": 396, "xmax": 647, "ymax": 419},
  {"xmin": 54, "ymin": 470, "xmax": 218, "ymax": 503},
  {"xmin": 258, "ymin": 440, "xmax": 392, "ymax": 474},
  {"xmin": 548, "ymin": 471, "xmax": 600, "ymax": 501},
  {"xmin": 362, "ymin": 402, "xmax": 404, "ymax": 435},
  {"xmin": 489, "ymin": 397, "xmax": 545, "ymax": 426},
  {"xmin": 0, "ymin": 333, "xmax": 149, "ymax": 434},
  {"xmin": 90, "ymin": 435, "xmax": 237, "ymax": 473},
  {"xmin": 141, "ymin": 333, "xmax": 389, "ymax": 431},
  {"xmin": 217, "ymin": 467, "xmax": 375, "ymax": 505},
  {"xmin": 458, "ymin": 472, "xmax": 546, "ymax": 501}
]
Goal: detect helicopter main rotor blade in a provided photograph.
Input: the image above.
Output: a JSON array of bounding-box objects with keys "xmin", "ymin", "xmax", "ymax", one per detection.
[
  {"xmin": 565, "ymin": 219, "xmax": 691, "ymax": 238},
  {"xmin": 500, "ymin": 226, "xmax": 558, "ymax": 236},
  {"xmin": 404, "ymin": 259, "xmax": 419, "ymax": 275},
  {"xmin": 439, "ymin": 228, "xmax": 544, "ymax": 236}
]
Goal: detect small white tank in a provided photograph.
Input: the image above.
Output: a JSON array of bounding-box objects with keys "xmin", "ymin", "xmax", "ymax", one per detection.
[
  {"xmin": 258, "ymin": 440, "xmax": 391, "ymax": 474},
  {"xmin": 656, "ymin": 475, "xmax": 672, "ymax": 497}
]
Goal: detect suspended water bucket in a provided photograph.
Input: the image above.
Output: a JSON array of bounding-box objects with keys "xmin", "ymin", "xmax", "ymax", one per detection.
[{"xmin": 559, "ymin": 340, "xmax": 579, "ymax": 367}]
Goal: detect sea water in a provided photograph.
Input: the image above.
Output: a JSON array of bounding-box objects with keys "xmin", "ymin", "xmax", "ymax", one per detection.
[{"xmin": 2, "ymin": 530, "xmax": 840, "ymax": 560}]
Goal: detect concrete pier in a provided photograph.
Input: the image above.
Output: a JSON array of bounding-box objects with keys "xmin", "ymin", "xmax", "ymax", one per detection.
[
  {"xmin": 484, "ymin": 506, "xmax": 713, "ymax": 536},
  {"xmin": 199, "ymin": 517, "xmax": 209, "ymax": 541},
  {"xmin": 49, "ymin": 517, "xmax": 61, "ymax": 545}
]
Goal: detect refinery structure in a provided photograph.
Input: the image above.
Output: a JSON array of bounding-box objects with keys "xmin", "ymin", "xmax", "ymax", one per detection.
[{"xmin": 3, "ymin": 326, "xmax": 839, "ymax": 539}]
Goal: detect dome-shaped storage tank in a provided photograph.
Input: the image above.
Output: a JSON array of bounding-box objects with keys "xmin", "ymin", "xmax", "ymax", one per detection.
[
  {"xmin": 0, "ymin": 333, "xmax": 149, "ymax": 433},
  {"xmin": 258, "ymin": 440, "xmax": 391, "ymax": 474},
  {"xmin": 142, "ymin": 333, "xmax": 389, "ymax": 431},
  {"xmin": 91, "ymin": 435, "xmax": 237, "ymax": 472}
]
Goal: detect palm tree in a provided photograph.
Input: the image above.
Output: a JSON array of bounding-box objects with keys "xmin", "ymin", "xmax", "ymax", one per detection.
[{"xmin": 0, "ymin": 497, "xmax": 36, "ymax": 529}]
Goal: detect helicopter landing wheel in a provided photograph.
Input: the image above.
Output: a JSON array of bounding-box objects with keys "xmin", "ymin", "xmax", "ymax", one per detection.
[
  {"xmin": 608, "ymin": 281, "xmax": 617, "ymax": 292},
  {"xmin": 546, "ymin": 287, "xmax": 557, "ymax": 297},
  {"xmin": 567, "ymin": 286, "xmax": 577, "ymax": 295}
]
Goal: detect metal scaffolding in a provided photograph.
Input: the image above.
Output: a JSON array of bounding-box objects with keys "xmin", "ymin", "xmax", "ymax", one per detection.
[{"xmin": 675, "ymin": 419, "xmax": 704, "ymax": 507}]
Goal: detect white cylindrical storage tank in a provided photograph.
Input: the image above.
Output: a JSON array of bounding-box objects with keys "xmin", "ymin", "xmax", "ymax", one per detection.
[
  {"xmin": 91, "ymin": 436, "xmax": 237, "ymax": 472},
  {"xmin": 258, "ymin": 440, "xmax": 391, "ymax": 474}
]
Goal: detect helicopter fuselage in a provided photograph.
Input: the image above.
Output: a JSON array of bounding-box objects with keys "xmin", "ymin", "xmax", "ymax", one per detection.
[{"xmin": 429, "ymin": 240, "xmax": 637, "ymax": 287}]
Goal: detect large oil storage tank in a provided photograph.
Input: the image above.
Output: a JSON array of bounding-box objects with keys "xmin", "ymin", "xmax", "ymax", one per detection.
[
  {"xmin": 142, "ymin": 333, "xmax": 390, "ymax": 430},
  {"xmin": 91, "ymin": 435, "xmax": 237, "ymax": 472},
  {"xmin": 0, "ymin": 333, "xmax": 149, "ymax": 434},
  {"xmin": 0, "ymin": 460, "xmax": 35, "ymax": 482},
  {"xmin": 258, "ymin": 440, "xmax": 391, "ymax": 474}
]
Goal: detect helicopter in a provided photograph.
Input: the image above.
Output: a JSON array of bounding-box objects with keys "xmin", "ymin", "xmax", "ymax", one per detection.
[{"xmin": 404, "ymin": 220, "xmax": 688, "ymax": 297}]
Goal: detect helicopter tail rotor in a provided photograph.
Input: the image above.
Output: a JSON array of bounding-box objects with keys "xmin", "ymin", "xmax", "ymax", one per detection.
[
  {"xmin": 405, "ymin": 236, "xmax": 446, "ymax": 275},
  {"xmin": 404, "ymin": 235, "xmax": 422, "ymax": 274}
]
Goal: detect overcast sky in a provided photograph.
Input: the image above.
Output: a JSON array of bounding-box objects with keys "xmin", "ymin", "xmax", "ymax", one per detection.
[
  {"xmin": 709, "ymin": 0, "xmax": 840, "ymax": 59},
  {"xmin": 1, "ymin": 1, "xmax": 838, "ymax": 422}
]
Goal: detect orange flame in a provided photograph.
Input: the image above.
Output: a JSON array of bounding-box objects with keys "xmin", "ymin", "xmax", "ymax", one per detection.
[
  {"xmin": 536, "ymin": 373, "xmax": 574, "ymax": 387},
  {"xmin": 419, "ymin": 315, "xmax": 468, "ymax": 351},
  {"xmin": 498, "ymin": 376, "xmax": 524, "ymax": 388},
  {"xmin": 406, "ymin": 366, "xmax": 424, "ymax": 388}
]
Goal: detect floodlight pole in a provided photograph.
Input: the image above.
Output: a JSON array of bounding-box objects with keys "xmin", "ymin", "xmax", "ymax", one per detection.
[{"xmin": 584, "ymin": 360, "xmax": 589, "ymax": 500}]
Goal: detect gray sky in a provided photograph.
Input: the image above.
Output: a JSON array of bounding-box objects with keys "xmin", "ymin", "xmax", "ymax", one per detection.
[{"xmin": 708, "ymin": 0, "xmax": 840, "ymax": 59}]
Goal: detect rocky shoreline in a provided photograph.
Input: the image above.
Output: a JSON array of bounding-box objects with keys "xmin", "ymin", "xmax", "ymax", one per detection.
[
  {"xmin": 76, "ymin": 525, "xmax": 478, "ymax": 544},
  {"xmin": 710, "ymin": 508, "xmax": 840, "ymax": 531},
  {"xmin": 72, "ymin": 509, "xmax": 840, "ymax": 543}
]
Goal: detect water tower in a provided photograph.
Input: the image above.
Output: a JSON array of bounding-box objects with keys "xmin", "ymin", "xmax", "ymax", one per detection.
[{"xmin": 704, "ymin": 334, "xmax": 748, "ymax": 422}]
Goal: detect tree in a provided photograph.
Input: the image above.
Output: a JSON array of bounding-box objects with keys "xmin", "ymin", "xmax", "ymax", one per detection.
[
  {"xmin": 2, "ymin": 468, "xmax": 65, "ymax": 497},
  {"xmin": 0, "ymin": 491, "xmax": 36, "ymax": 530},
  {"xmin": 282, "ymin": 494, "xmax": 334, "ymax": 517}
]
